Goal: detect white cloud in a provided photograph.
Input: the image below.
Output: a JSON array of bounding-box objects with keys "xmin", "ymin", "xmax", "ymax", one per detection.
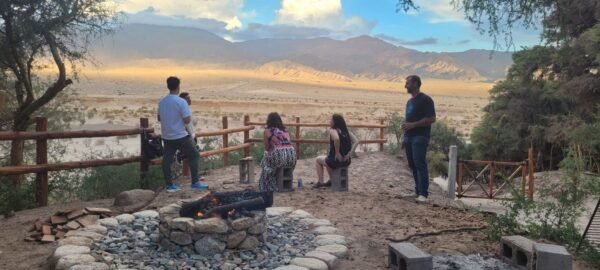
[
  {"xmin": 114, "ymin": 0, "xmax": 244, "ymax": 29},
  {"xmin": 414, "ymin": 0, "xmax": 465, "ymax": 23},
  {"xmin": 275, "ymin": 0, "xmax": 375, "ymax": 36},
  {"xmin": 125, "ymin": 8, "xmax": 229, "ymax": 34}
]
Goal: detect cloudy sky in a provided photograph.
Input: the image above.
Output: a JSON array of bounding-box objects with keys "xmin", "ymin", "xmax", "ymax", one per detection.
[{"xmin": 112, "ymin": 0, "xmax": 542, "ymax": 52}]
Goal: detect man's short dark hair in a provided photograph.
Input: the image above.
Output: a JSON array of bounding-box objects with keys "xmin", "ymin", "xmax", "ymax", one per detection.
[
  {"xmin": 167, "ymin": 76, "xmax": 180, "ymax": 91},
  {"xmin": 406, "ymin": 75, "xmax": 422, "ymax": 88}
]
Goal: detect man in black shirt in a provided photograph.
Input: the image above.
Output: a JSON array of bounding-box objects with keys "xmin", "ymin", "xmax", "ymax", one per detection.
[{"xmin": 402, "ymin": 75, "xmax": 436, "ymax": 202}]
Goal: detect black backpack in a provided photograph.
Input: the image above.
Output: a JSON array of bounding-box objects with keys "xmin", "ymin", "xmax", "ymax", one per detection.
[{"xmin": 143, "ymin": 135, "xmax": 163, "ymax": 160}]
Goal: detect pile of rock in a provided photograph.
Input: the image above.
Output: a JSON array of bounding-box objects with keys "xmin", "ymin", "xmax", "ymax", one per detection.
[
  {"xmin": 47, "ymin": 206, "xmax": 351, "ymax": 270},
  {"xmin": 157, "ymin": 202, "xmax": 268, "ymax": 256},
  {"xmin": 26, "ymin": 207, "xmax": 113, "ymax": 243}
]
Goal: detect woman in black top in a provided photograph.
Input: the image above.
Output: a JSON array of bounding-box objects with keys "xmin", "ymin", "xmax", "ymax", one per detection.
[{"xmin": 313, "ymin": 114, "xmax": 358, "ymax": 188}]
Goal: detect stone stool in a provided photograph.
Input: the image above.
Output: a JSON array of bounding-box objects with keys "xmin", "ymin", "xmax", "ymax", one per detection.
[
  {"xmin": 330, "ymin": 166, "xmax": 349, "ymax": 191},
  {"xmin": 239, "ymin": 157, "xmax": 254, "ymax": 184},
  {"xmin": 501, "ymin": 235, "xmax": 535, "ymax": 269},
  {"xmin": 388, "ymin": 242, "xmax": 433, "ymax": 270},
  {"xmin": 276, "ymin": 167, "xmax": 294, "ymax": 192},
  {"xmin": 533, "ymin": 243, "xmax": 572, "ymax": 270}
]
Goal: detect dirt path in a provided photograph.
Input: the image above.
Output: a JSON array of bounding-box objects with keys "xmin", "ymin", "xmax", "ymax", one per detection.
[{"xmin": 0, "ymin": 152, "xmax": 594, "ymax": 269}]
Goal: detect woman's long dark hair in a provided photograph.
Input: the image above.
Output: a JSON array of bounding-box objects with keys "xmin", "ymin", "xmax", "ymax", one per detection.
[
  {"xmin": 266, "ymin": 112, "xmax": 286, "ymax": 131},
  {"xmin": 331, "ymin": 114, "xmax": 349, "ymax": 136}
]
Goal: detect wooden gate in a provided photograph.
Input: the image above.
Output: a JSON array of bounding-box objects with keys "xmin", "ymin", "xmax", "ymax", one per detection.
[{"xmin": 456, "ymin": 149, "xmax": 535, "ymax": 200}]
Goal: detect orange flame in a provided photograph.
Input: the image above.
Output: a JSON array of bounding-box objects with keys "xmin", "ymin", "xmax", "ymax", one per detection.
[{"xmin": 197, "ymin": 211, "xmax": 204, "ymax": 218}]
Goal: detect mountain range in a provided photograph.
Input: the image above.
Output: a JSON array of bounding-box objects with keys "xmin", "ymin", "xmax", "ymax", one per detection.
[{"xmin": 92, "ymin": 23, "xmax": 513, "ymax": 82}]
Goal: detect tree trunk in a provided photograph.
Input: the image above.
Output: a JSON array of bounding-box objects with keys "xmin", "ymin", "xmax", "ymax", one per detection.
[
  {"xmin": 10, "ymin": 139, "xmax": 25, "ymax": 185},
  {"xmin": 10, "ymin": 117, "xmax": 28, "ymax": 185},
  {"xmin": 5, "ymin": 117, "xmax": 28, "ymax": 214}
]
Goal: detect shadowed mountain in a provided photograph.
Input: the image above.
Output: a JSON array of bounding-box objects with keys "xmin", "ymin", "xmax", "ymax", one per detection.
[{"xmin": 93, "ymin": 23, "xmax": 512, "ymax": 81}]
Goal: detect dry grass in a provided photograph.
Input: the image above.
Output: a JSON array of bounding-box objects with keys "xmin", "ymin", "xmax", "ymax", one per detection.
[
  {"xmin": 80, "ymin": 66, "xmax": 494, "ymax": 97},
  {"xmin": 66, "ymin": 66, "xmax": 491, "ymax": 140}
]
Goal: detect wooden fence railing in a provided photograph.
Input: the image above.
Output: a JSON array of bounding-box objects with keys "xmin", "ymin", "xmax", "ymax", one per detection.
[
  {"xmin": 456, "ymin": 148, "xmax": 535, "ymax": 200},
  {"xmin": 1, "ymin": 115, "xmax": 387, "ymax": 207},
  {"xmin": 0, "ymin": 117, "xmax": 255, "ymax": 207},
  {"xmin": 244, "ymin": 115, "xmax": 387, "ymax": 158}
]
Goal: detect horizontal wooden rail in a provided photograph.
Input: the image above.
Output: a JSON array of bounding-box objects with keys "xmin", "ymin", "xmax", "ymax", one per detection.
[
  {"xmin": 456, "ymin": 195, "xmax": 515, "ymax": 200},
  {"xmin": 0, "ymin": 156, "xmax": 142, "ymax": 176},
  {"xmin": 247, "ymin": 138, "xmax": 387, "ymax": 144},
  {"xmin": 201, "ymin": 143, "xmax": 252, "ymax": 157},
  {"xmin": 195, "ymin": 126, "xmax": 254, "ymax": 137},
  {"xmin": 246, "ymin": 121, "xmax": 385, "ymax": 129},
  {"xmin": 149, "ymin": 143, "xmax": 253, "ymax": 165},
  {"xmin": 459, "ymin": 160, "xmax": 525, "ymax": 166},
  {"xmin": 0, "ymin": 128, "xmax": 154, "ymax": 141}
]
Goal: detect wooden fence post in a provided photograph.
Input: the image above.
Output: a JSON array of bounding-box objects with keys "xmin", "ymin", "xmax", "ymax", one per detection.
[
  {"xmin": 243, "ymin": 115, "xmax": 250, "ymax": 158},
  {"xmin": 379, "ymin": 119, "xmax": 385, "ymax": 152},
  {"xmin": 447, "ymin": 145, "xmax": 457, "ymax": 199},
  {"xmin": 528, "ymin": 147, "xmax": 535, "ymax": 200},
  {"xmin": 222, "ymin": 116, "xmax": 228, "ymax": 166},
  {"xmin": 457, "ymin": 162, "xmax": 464, "ymax": 196},
  {"xmin": 295, "ymin": 117, "xmax": 300, "ymax": 159},
  {"xmin": 489, "ymin": 162, "xmax": 495, "ymax": 199},
  {"xmin": 521, "ymin": 162, "xmax": 527, "ymax": 196},
  {"xmin": 140, "ymin": 118, "xmax": 149, "ymax": 189},
  {"xmin": 35, "ymin": 117, "xmax": 48, "ymax": 207}
]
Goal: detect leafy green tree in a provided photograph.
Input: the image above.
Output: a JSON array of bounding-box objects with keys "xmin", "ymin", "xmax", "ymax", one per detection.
[
  {"xmin": 0, "ymin": 0, "xmax": 118, "ymax": 184},
  {"xmin": 397, "ymin": 0, "xmax": 600, "ymax": 171}
]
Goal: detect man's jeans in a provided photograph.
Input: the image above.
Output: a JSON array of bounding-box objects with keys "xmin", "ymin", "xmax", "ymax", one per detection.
[
  {"xmin": 404, "ymin": 136, "xmax": 430, "ymax": 197},
  {"xmin": 162, "ymin": 136, "xmax": 200, "ymax": 186}
]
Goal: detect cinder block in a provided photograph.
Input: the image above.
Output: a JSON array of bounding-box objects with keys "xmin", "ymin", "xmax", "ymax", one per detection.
[
  {"xmin": 239, "ymin": 157, "xmax": 254, "ymax": 184},
  {"xmin": 388, "ymin": 242, "xmax": 433, "ymax": 270},
  {"xmin": 533, "ymin": 243, "xmax": 572, "ymax": 270},
  {"xmin": 330, "ymin": 167, "xmax": 349, "ymax": 192},
  {"xmin": 501, "ymin": 235, "xmax": 535, "ymax": 270},
  {"xmin": 276, "ymin": 167, "xmax": 294, "ymax": 192}
]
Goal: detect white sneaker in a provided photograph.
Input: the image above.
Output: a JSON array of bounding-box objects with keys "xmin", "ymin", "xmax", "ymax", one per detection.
[{"xmin": 416, "ymin": 195, "xmax": 427, "ymax": 202}]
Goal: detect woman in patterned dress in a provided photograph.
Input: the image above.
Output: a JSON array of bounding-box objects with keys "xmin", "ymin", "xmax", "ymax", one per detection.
[{"xmin": 258, "ymin": 112, "xmax": 297, "ymax": 192}]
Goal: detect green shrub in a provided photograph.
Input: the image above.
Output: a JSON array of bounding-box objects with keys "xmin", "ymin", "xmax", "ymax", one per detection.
[
  {"xmin": 385, "ymin": 112, "xmax": 467, "ymax": 177},
  {"xmin": 78, "ymin": 163, "xmax": 163, "ymax": 201},
  {"xmin": 299, "ymin": 129, "xmax": 328, "ymax": 159},
  {"xmin": 0, "ymin": 177, "xmax": 37, "ymax": 215},
  {"xmin": 486, "ymin": 150, "xmax": 600, "ymax": 265}
]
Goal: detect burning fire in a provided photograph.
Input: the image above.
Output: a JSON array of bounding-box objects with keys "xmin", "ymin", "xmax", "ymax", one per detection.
[{"xmin": 195, "ymin": 194, "xmax": 220, "ymax": 218}]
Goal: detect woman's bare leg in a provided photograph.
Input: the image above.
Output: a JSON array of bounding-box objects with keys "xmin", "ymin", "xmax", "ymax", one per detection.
[
  {"xmin": 325, "ymin": 166, "xmax": 333, "ymax": 183},
  {"xmin": 316, "ymin": 155, "xmax": 327, "ymax": 183}
]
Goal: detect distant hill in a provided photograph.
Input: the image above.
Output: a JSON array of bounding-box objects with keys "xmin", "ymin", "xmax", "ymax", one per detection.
[
  {"xmin": 257, "ymin": 61, "xmax": 353, "ymax": 82},
  {"xmin": 92, "ymin": 23, "xmax": 513, "ymax": 82},
  {"xmin": 91, "ymin": 24, "xmax": 256, "ymax": 66}
]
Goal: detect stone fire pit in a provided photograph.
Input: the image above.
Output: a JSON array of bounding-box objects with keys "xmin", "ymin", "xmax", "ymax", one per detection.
[
  {"xmin": 48, "ymin": 194, "xmax": 350, "ymax": 270},
  {"xmin": 158, "ymin": 190, "xmax": 272, "ymax": 257},
  {"xmin": 158, "ymin": 202, "xmax": 267, "ymax": 256}
]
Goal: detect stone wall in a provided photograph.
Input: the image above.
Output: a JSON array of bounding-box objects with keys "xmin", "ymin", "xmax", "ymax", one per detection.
[{"xmin": 158, "ymin": 203, "xmax": 267, "ymax": 256}]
